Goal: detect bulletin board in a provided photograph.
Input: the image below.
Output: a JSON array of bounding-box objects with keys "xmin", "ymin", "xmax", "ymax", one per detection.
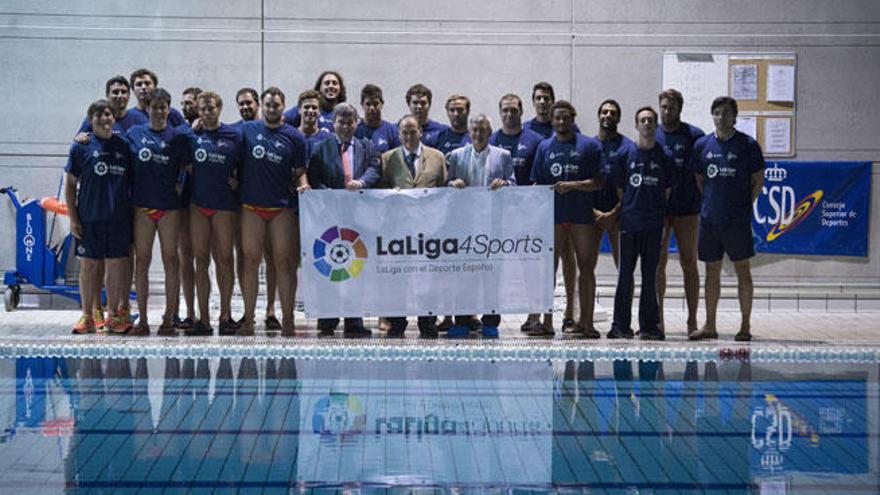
[{"xmin": 662, "ymin": 52, "xmax": 797, "ymax": 158}]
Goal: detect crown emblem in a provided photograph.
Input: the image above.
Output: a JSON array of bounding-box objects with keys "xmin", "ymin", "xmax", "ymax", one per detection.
[{"xmin": 765, "ymin": 164, "xmax": 787, "ymax": 182}]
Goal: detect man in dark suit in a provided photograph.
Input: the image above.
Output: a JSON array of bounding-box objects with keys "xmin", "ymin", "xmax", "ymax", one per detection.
[{"xmin": 306, "ymin": 102, "xmax": 381, "ymax": 337}]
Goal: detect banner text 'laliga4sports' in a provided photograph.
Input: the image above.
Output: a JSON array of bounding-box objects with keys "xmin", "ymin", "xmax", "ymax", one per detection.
[{"xmin": 299, "ymin": 187, "xmax": 555, "ymax": 318}]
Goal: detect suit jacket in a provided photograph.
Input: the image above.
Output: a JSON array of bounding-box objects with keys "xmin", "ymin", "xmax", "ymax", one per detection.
[
  {"xmin": 446, "ymin": 144, "xmax": 516, "ymax": 186},
  {"xmin": 380, "ymin": 145, "xmax": 447, "ymax": 188},
  {"xmin": 307, "ymin": 136, "xmax": 381, "ymax": 189}
]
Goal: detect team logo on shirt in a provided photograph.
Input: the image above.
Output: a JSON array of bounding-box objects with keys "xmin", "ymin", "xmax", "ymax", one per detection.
[
  {"xmin": 630, "ymin": 173, "xmax": 643, "ymax": 187},
  {"xmin": 727, "ymin": 152, "xmax": 738, "ymax": 161},
  {"xmin": 137, "ymin": 148, "xmax": 152, "ymax": 162},
  {"xmin": 312, "ymin": 226, "xmax": 368, "ymax": 282},
  {"xmin": 550, "ymin": 163, "xmax": 563, "ymax": 177},
  {"xmin": 252, "ymin": 144, "xmax": 266, "ymax": 159},
  {"xmin": 707, "ymin": 164, "xmax": 719, "ymax": 178},
  {"xmin": 94, "ymin": 161, "xmax": 108, "ymax": 176},
  {"xmin": 378, "ymin": 138, "xmax": 387, "ymax": 146},
  {"xmin": 194, "ymin": 148, "xmax": 208, "ymax": 162}
]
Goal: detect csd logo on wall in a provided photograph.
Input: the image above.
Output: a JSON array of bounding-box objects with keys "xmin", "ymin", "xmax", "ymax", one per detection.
[
  {"xmin": 93, "ymin": 161, "xmax": 108, "ymax": 176},
  {"xmin": 252, "ymin": 145, "xmax": 266, "ymax": 159}
]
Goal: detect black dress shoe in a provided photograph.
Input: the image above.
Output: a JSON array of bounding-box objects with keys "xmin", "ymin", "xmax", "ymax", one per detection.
[
  {"xmin": 639, "ymin": 330, "xmax": 666, "ymax": 341},
  {"xmin": 343, "ymin": 325, "xmax": 371, "ymax": 338},
  {"xmin": 218, "ymin": 319, "xmax": 239, "ymax": 335},
  {"xmin": 606, "ymin": 327, "xmax": 634, "ymax": 339},
  {"xmin": 185, "ymin": 320, "xmax": 214, "ymax": 336},
  {"xmin": 437, "ymin": 316, "xmax": 453, "ymax": 332},
  {"xmin": 418, "ymin": 322, "xmax": 439, "ymax": 339}
]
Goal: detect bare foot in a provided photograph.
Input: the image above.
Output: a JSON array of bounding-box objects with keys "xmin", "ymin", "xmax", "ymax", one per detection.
[{"xmin": 688, "ymin": 325, "xmax": 718, "ymax": 340}]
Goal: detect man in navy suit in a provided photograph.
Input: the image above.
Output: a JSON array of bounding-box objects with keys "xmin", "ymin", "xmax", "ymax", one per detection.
[{"xmin": 306, "ymin": 102, "xmax": 381, "ymax": 337}]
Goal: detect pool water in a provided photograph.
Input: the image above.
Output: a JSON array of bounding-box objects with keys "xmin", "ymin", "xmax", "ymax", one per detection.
[{"xmin": 0, "ymin": 356, "xmax": 875, "ymax": 493}]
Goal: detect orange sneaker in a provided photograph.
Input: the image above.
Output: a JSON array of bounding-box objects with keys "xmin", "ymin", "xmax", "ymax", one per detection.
[
  {"xmin": 93, "ymin": 307, "xmax": 106, "ymax": 331},
  {"xmin": 106, "ymin": 314, "xmax": 133, "ymax": 334},
  {"xmin": 72, "ymin": 315, "xmax": 96, "ymax": 335}
]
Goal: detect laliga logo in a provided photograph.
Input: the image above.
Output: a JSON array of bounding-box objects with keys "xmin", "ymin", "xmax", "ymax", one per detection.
[
  {"xmin": 138, "ymin": 148, "xmax": 152, "ymax": 162},
  {"xmin": 629, "ymin": 173, "xmax": 643, "ymax": 187},
  {"xmin": 313, "ymin": 226, "xmax": 368, "ymax": 282},
  {"xmin": 312, "ymin": 393, "xmax": 366, "ymax": 438},
  {"xmin": 93, "ymin": 161, "xmax": 108, "ymax": 176},
  {"xmin": 194, "ymin": 148, "xmax": 208, "ymax": 162},
  {"xmin": 550, "ymin": 163, "xmax": 563, "ymax": 177},
  {"xmin": 754, "ymin": 164, "xmax": 824, "ymax": 241},
  {"xmin": 706, "ymin": 164, "xmax": 718, "ymax": 178},
  {"xmin": 252, "ymin": 144, "xmax": 266, "ymax": 159}
]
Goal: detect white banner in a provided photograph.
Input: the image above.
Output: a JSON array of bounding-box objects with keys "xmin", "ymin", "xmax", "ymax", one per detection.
[{"xmin": 299, "ymin": 187, "xmax": 555, "ymax": 318}]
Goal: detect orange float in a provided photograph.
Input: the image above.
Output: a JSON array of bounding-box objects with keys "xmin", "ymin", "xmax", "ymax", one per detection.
[{"xmin": 40, "ymin": 196, "xmax": 69, "ymax": 216}]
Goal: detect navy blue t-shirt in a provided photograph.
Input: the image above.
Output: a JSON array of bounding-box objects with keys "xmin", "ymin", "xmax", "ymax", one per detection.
[
  {"xmin": 302, "ymin": 127, "xmax": 334, "ymax": 157},
  {"xmin": 238, "ymin": 121, "xmax": 308, "ymax": 209},
  {"xmin": 356, "ymin": 120, "xmax": 400, "ymax": 155},
  {"xmin": 594, "ymin": 133, "xmax": 635, "ymax": 212},
  {"xmin": 283, "ymin": 105, "xmax": 335, "ymax": 132},
  {"xmin": 613, "ymin": 142, "xmax": 674, "ymax": 233},
  {"xmin": 126, "ymin": 124, "xmax": 189, "ymax": 210},
  {"xmin": 185, "ymin": 124, "xmax": 242, "ymax": 211},
  {"xmin": 229, "ymin": 119, "xmax": 256, "ymax": 132},
  {"xmin": 65, "ymin": 135, "xmax": 132, "ymax": 224},
  {"xmin": 414, "ymin": 119, "xmax": 448, "ymax": 144},
  {"xmin": 424, "ymin": 128, "xmax": 471, "ymax": 155},
  {"xmin": 77, "ymin": 110, "xmax": 147, "ymax": 135},
  {"xmin": 691, "ymin": 131, "xmax": 766, "ymax": 225},
  {"xmin": 523, "ymin": 118, "xmax": 580, "ymax": 139},
  {"xmin": 529, "ymin": 134, "xmax": 602, "ymax": 224},
  {"xmin": 656, "ymin": 122, "xmax": 705, "ymax": 216},
  {"xmin": 129, "ymin": 106, "xmax": 188, "ymax": 129},
  {"xmin": 489, "ymin": 128, "xmax": 544, "ymax": 187}
]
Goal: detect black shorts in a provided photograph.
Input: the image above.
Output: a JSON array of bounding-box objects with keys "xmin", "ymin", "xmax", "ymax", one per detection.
[
  {"xmin": 698, "ymin": 221, "xmax": 755, "ymax": 262},
  {"xmin": 75, "ymin": 222, "xmax": 132, "ymax": 259}
]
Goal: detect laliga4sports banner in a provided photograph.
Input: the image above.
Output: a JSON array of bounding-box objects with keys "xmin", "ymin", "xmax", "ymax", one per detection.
[
  {"xmin": 752, "ymin": 161, "xmax": 871, "ymax": 256},
  {"xmin": 299, "ymin": 187, "xmax": 555, "ymax": 318}
]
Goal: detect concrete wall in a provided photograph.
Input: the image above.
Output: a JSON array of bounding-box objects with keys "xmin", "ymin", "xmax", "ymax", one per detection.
[{"xmin": 1, "ymin": 1, "xmax": 878, "ymax": 286}]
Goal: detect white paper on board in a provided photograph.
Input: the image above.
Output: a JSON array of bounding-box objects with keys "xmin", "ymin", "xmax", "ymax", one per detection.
[
  {"xmin": 767, "ymin": 64, "xmax": 795, "ymax": 102},
  {"xmin": 764, "ymin": 117, "xmax": 791, "ymax": 154},
  {"xmin": 732, "ymin": 64, "xmax": 758, "ymax": 100},
  {"xmin": 737, "ymin": 116, "xmax": 758, "ymax": 140}
]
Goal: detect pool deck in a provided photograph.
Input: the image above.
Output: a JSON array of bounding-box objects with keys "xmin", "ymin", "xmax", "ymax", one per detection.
[{"xmin": 2, "ymin": 306, "xmax": 878, "ymax": 363}]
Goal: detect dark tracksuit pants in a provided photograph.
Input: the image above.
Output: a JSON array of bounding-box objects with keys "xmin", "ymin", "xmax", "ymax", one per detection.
[{"xmin": 611, "ymin": 227, "xmax": 662, "ymax": 334}]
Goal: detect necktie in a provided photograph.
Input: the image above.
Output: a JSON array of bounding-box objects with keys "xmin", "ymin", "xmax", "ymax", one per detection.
[
  {"xmin": 406, "ymin": 152, "xmax": 417, "ymax": 177},
  {"xmin": 340, "ymin": 142, "xmax": 352, "ymax": 184}
]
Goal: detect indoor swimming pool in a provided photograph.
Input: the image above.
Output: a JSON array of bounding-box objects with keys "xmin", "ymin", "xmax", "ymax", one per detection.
[{"xmin": 0, "ymin": 350, "xmax": 875, "ymax": 493}]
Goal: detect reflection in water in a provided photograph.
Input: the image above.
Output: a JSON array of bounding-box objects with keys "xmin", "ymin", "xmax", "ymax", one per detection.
[{"xmin": 0, "ymin": 356, "xmax": 874, "ymax": 492}]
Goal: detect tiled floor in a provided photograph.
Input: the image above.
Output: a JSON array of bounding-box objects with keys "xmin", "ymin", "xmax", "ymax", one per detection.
[{"xmin": 2, "ymin": 305, "xmax": 879, "ymax": 348}]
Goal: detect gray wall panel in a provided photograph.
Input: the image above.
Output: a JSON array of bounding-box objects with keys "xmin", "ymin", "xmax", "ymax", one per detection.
[{"xmin": 0, "ymin": 1, "xmax": 877, "ymax": 286}]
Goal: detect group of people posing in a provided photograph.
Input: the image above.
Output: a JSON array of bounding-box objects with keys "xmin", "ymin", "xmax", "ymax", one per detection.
[{"xmin": 65, "ymin": 68, "xmax": 765, "ymax": 341}]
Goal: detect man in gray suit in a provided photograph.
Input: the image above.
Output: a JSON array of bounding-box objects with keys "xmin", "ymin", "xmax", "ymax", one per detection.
[{"xmin": 445, "ymin": 114, "xmax": 515, "ymax": 338}]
